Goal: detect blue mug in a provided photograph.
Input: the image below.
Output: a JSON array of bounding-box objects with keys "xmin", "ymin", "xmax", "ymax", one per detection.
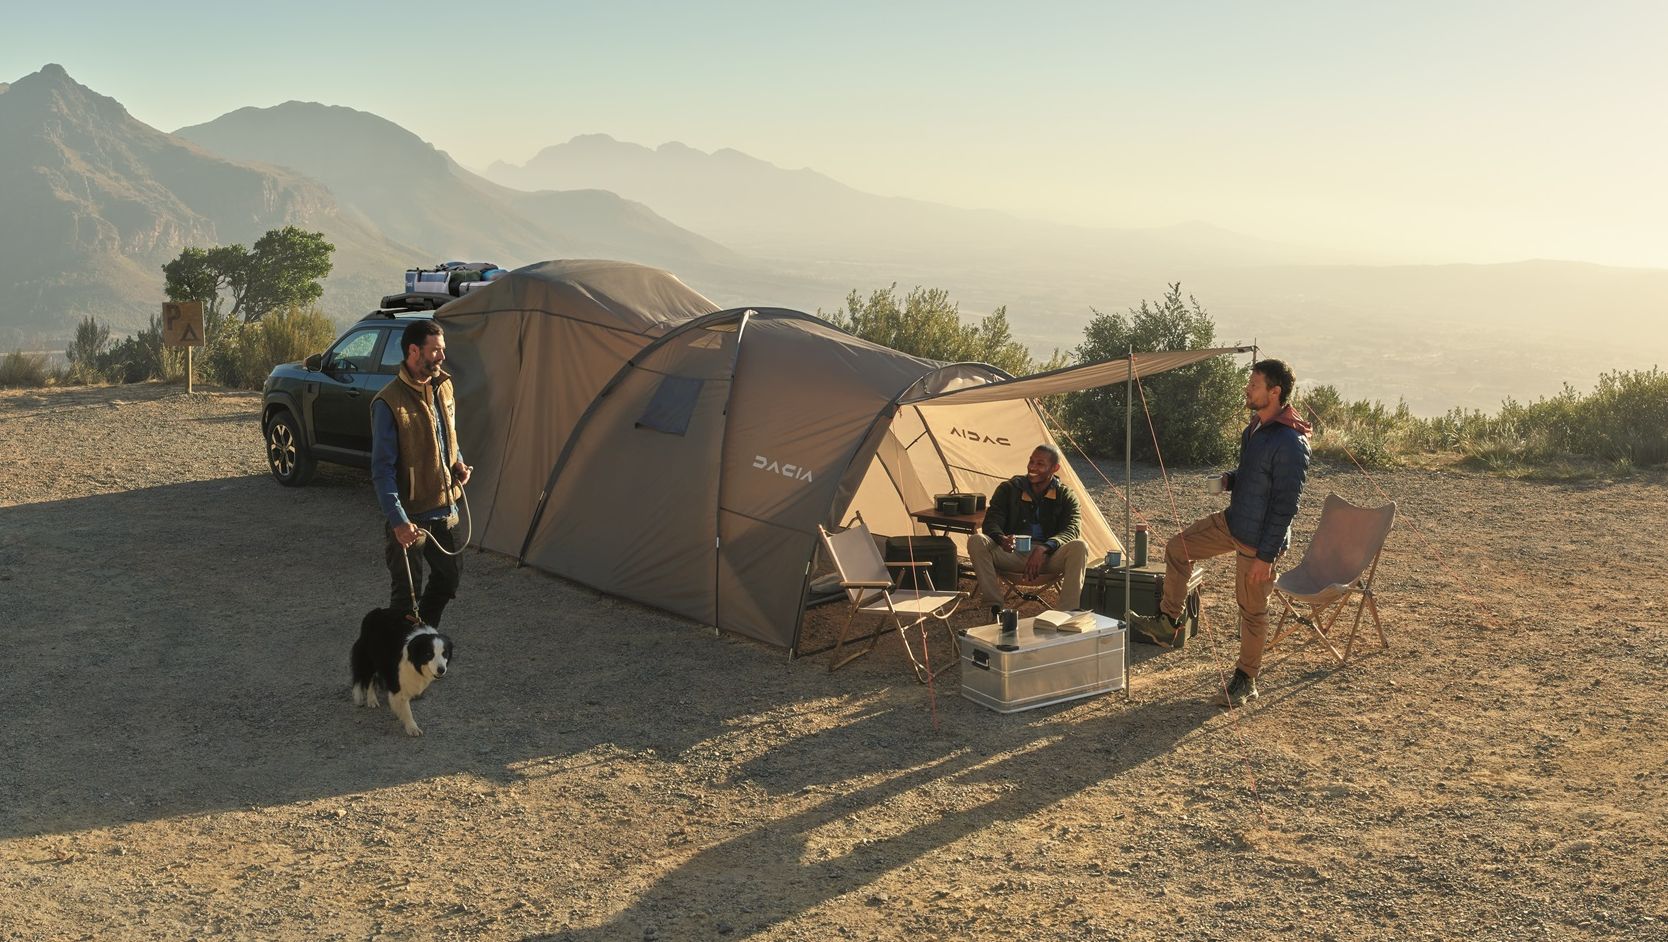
[
  {"xmin": 1013, "ymin": 534, "xmax": 1032, "ymax": 553},
  {"xmin": 1105, "ymin": 550, "xmax": 1122, "ymax": 569}
]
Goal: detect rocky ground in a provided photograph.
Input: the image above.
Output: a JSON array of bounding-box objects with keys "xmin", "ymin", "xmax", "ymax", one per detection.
[{"xmin": 1, "ymin": 382, "xmax": 1664, "ymax": 941}]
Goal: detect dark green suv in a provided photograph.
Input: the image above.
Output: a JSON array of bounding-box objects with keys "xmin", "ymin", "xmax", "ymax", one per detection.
[{"xmin": 260, "ymin": 295, "xmax": 447, "ymax": 486}]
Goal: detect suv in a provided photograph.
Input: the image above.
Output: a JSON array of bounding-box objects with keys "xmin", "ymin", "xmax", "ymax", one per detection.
[{"xmin": 260, "ymin": 294, "xmax": 449, "ymax": 486}]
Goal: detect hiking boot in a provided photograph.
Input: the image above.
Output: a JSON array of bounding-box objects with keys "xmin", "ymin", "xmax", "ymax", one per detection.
[
  {"xmin": 1128, "ymin": 611, "xmax": 1183, "ymax": 647},
  {"xmin": 1214, "ymin": 669, "xmax": 1259, "ymax": 708}
]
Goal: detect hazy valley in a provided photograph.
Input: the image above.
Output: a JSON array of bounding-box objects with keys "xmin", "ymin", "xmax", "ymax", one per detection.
[{"xmin": 3, "ymin": 64, "xmax": 1664, "ymax": 415}]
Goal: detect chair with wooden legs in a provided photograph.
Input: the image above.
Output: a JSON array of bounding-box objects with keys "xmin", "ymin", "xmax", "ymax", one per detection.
[
  {"xmin": 1267, "ymin": 493, "xmax": 1398, "ymax": 663},
  {"xmin": 816, "ymin": 512, "xmax": 966, "ymax": 683},
  {"xmin": 999, "ymin": 570, "xmax": 1066, "ymax": 614}
]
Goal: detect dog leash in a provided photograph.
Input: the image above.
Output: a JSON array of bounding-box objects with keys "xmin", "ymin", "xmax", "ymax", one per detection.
[
  {"xmin": 407, "ymin": 487, "xmax": 474, "ymax": 558},
  {"xmin": 398, "ymin": 483, "xmax": 474, "ymax": 619}
]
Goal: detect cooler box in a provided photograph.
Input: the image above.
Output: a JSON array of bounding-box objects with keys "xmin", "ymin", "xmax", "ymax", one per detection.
[
  {"xmin": 883, "ymin": 535, "xmax": 959, "ymax": 592},
  {"xmin": 1081, "ymin": 562, "xmax": 1203, "ymax": 646},
  {"xmin": 959, "ymin": 613, "xmax": 1127, "ymax": 713},
  {"xmin": 406, "ymin": 269, "xmax": 452, "ymax": 295}
]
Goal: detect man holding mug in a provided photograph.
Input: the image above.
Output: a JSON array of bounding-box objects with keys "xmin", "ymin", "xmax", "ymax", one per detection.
[
  {"xmin": 967, "ymin": 444, "xmax": 1090, "ymax": 611},
  {"xmin": 1129, "ymin": 359, "xmax": 1311, "ymax": 707}
]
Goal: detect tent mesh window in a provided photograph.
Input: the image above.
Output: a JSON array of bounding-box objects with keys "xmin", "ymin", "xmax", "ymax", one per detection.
[{"xmin": 635, "ymin": 375, "xmax": 704, "ymax": 436}]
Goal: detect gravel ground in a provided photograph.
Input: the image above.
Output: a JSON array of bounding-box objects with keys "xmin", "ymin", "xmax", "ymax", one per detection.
[{"xmin": 1, "ymin": 381, "xmax": 1665, "ymax": 941}]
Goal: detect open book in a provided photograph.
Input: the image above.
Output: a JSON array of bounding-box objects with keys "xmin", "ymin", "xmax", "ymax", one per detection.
[{"xmin": 1033, "ymin": 609, "xmax": 1099, "ymax": 633}]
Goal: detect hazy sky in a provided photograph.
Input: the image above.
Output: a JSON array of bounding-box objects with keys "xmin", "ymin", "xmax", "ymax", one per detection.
[{"xmin": 8, "ymin": 1, "xmax": 1665, "ymax": 268}]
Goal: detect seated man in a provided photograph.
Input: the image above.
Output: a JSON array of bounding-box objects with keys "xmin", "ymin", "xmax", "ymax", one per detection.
[{"xmin": 967, "ymin": 444, "xmax": 1090, "ymax": 611}]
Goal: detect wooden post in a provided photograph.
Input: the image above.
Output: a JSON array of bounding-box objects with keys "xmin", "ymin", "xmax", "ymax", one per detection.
[{"xmin": 162, "ymin": 300, "xmax": 204, "ymax": 394}]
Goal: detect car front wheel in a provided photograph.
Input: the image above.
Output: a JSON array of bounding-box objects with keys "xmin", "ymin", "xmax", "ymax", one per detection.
[{"xmin": 265, "ymin": 410, "xmax": 317, "ymax": 487}]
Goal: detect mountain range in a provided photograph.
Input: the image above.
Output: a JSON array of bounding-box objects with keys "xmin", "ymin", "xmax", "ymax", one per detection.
[
  {"xmin": 484, "ymin": 135, "xmax": 1327, "ymax": 269},
  {"xmin": 2, "ymin": 63, "xmax": 1664, "ymax": 413}
]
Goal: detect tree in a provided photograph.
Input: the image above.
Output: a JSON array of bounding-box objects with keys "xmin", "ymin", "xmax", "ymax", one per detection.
[
  {"xmin": 163, "ymin": 227, "xmax": 334, "ymax": 324},
  {"xmin": 821, "ymin": 285, "xmax": 1048, "ymax": 376},
  {"xmin": 1059, "ymin": 283, "xmax": 1245, "ymax": 465}
]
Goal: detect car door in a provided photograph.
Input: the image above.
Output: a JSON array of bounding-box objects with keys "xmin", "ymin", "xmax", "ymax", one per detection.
[{"xmin": 312, "ymin": 327, "xmax": 387, "ymax": 453}]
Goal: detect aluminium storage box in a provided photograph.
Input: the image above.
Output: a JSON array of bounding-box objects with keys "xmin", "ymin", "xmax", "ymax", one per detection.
[
  {"xmin": 1080, "ymin": 561, "xmax": 1203, "ymax": 646},
  {"xmin": 958, "ymin": 613, "xmax": 1127, "ymax": 713}
]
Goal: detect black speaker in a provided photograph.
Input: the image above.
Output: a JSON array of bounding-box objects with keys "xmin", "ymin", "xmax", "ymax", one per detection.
[{"xmin": 884, "ymin": 535, "xmax": 960, "ymax": 592}]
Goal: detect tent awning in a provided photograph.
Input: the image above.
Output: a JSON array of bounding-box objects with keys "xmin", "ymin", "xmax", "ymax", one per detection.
[{"xmin": 904, "ymin": 346, "xmax": 1254, "ymax": 406}]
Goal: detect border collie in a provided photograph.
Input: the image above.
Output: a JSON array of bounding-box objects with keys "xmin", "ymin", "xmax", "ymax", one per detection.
[{"xmin": 350, "ymin": 608, "xmax": 453, "ymax": 736}]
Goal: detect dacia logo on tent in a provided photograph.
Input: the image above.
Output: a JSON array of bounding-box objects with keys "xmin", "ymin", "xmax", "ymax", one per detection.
[
  {"xmin": 949, "ymin": 427, "xmax": 1012, "ymax": 446},
  {"xmin": 753, "ymin": 455, "xmax": 815, "ymax": 483}
]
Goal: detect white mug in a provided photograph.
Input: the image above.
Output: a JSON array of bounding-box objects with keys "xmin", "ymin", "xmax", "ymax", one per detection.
[
  {"xmin": 1205, "ymin": 474, "xmax": 1226, "ymax": 494},
  {"xmin": 1013, "ymin": 534, "xmax": 1033, "ymax": 553}
]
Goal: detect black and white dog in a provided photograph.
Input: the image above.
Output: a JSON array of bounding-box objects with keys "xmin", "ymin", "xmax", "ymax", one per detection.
[{"xmin": 350, "ymin": 608, "xmax": 453, "ymax": 736}]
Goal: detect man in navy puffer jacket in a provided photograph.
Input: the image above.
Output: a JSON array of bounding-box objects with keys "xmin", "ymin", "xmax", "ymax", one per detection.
[{"xmin": 1130, "ymin": 359, "xmax": 1311, "ymax": 707}]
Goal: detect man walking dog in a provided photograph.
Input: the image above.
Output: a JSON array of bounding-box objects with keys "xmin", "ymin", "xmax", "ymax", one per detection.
[
  {"xmin": 371, "ymin": 319, "xmax": 472, "ymax": 627},
  {"xmin": 1130, "ymin": 359, "xmax": 1310, "ymax": 707}
]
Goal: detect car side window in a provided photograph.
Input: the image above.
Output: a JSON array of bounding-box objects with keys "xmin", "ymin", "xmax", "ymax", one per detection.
[
  {"xmin": 327, "ymin": 329, "xmax": 381, "ymax": 373},
  {"xmin": 377, "ymin": 329, "xmax": 407, "ymax": 373}
]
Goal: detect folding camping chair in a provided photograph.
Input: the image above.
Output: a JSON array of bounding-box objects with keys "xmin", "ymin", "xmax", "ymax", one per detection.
[
  {"xmin": 999, "ymin": 570, "xmax": 1067, "ymax": 614},
  {"xmin": 817, "ymin": 512, "xmax": 966, "ymax": 683},
  {"xmin": 1267, "ymin": 493, "xmax": 1398, "ymax": 663}
]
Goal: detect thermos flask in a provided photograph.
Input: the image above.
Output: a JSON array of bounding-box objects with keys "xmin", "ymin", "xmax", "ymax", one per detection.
[{"xmin": 1134, "ymin": 524, "xmax": 1150, "ymax": 567}]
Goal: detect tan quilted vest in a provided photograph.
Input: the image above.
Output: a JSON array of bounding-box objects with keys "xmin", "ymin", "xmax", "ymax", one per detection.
[{"xmin": 373, "ymin": 366, "xmax": 462, "ymax": 517}]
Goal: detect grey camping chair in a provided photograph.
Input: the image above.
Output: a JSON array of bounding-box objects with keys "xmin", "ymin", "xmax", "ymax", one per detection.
[
  {"xmin": 816, "ymin": 512, "xmax": 966, "ymax": 683},
  {"xmin": 1267, "ymin": 493, "xmax": 1397, "ymax": 663}
]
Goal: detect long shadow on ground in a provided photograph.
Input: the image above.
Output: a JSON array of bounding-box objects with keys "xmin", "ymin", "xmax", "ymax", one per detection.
[{"xmin": 0, "ymin": 471, "xmax": 842, "ymax": 838}]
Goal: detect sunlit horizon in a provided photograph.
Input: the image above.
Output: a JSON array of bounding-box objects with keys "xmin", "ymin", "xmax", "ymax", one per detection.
[{"xmin": 5, "ymin": 1, "xmax": 1667, "ymax": 269}]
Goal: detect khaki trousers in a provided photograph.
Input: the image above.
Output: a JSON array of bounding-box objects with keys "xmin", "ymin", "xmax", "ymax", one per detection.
[
  {"xmin": 967, "ymin": 534, "xmax": 1089, "ymax": 610},
  {"xmin": 1161, "ymin": 512, "xmax": 1275, "ymax": 677}
]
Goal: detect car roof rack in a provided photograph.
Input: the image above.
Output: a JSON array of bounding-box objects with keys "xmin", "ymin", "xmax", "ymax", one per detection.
[{"xmin": 372, "ymin": 293, "xmax": 452, "ymax": 315}]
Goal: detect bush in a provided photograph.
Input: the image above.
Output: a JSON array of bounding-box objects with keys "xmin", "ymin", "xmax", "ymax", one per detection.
[
  {"xmin": 1295, "ymin": 385, "xmax": 1418, "ymax": 469},
  {"xmin": 1059, "ymin": 284, "xmax": 1244, "ymax": 465},
  {"xmin": 205, "ymin": 304, "xmax": 337, "ymax": 389},
  {"xmin": 64, "ymin": 315, "xmax": 110, "ymax": 385},
  {"xmin": 1297, "ymin": 368, "xmax": 1668, "ymax": 472},
  {"xmin": 0, "ymin": 350, "xmax": 52, "ymax": 387},
  {"xmin": 100, "ymin": 314, "xmax": 182, "ymax": 384},
  {"xmin": 821, "ymin": 285, "xmax": 1050, "ymax": 376}
]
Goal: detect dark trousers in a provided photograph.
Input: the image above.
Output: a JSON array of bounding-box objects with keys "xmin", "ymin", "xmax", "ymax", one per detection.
[{"xmin": 384, "ymin": 514, "xmax": 462, "ymax": 627}]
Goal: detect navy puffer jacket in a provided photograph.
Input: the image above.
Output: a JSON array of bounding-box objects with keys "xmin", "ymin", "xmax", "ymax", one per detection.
[{"xmin": 1223, "ymin": 405, "xmax": 1312, "ymax": 562}]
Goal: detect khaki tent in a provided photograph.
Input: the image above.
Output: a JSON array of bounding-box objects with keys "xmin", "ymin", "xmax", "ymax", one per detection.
[{"xmin": 440, "ymin": 260, "xmax": 1244, "ymax": 652}]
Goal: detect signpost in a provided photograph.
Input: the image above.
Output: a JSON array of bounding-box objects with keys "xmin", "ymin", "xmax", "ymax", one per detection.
[{"xmin": 161, "ymin": 301, "xmax": 205, "ymax": 394}]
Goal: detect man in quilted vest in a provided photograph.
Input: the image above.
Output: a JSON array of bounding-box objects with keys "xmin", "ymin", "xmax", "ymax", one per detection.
[
  {"xmin": 1130, "ymin": 359, "xmax": 1311, "ymax": 707},
  {"xmin": 371, "ymin": 319, "xmax": 472, "ymax": 627}
]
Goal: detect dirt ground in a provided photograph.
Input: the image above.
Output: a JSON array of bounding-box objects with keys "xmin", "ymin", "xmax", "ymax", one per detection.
[{"xmin": 1, "ymin": 382, "xmax": 1665, "ymax": 942}]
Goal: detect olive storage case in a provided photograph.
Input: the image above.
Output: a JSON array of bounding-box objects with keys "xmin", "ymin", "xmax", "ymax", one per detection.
[{"xmin": 1080, "ymin": 561, "xmax": 1203, "ymax": 646}]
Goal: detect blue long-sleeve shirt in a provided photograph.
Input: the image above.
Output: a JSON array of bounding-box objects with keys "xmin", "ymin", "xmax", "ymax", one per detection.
[{"xmin": 371, "ymin": 395, "xmax": 462, "ymax": 529}]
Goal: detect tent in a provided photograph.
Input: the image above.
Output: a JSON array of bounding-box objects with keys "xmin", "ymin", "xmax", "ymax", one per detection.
[{"xmin": 439, "ymin": 259, "xmax": 1244, "ymax": 652}]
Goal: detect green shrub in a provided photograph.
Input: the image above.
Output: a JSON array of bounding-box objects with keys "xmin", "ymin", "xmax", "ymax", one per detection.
[
  {"xmin": 1579, "ymin": 368, "xmax": 1668, "ymax": 465},
  {"xmin": 64, "ymin": 315, "xmax": 110, "ymax": 385},
  {"xmin": 1059, "ymin": 284, "xmax": 1244, "ymax": 465},
  {"xmin": 1298, "ymin": 368, "xmax": 1668, "ymax": 472},
  {"xmin": 821, "ymin": 285, "xmax": 1050, "ymax": 376},
  {"xmin": 0, "ymin": 350, "xmax": 51, "ymax": 387},
  {"xmin": 100, "ymin": 314, "xmax": 183, "ymax": 384},
  {"xmin": 206, "ymin": 304, "xmax": 337, "ymax": 389}
]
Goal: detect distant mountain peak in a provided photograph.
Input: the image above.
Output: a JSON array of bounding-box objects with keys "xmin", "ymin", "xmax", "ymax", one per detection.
[{"xmin": 5, "ymin": 62, "xmax": 130, "ymax": 122}]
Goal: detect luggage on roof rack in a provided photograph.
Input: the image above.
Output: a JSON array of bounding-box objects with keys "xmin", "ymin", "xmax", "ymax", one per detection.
[{"xmin": 405, "ymin": 262, "xmax": 509, "ymax": 297}]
